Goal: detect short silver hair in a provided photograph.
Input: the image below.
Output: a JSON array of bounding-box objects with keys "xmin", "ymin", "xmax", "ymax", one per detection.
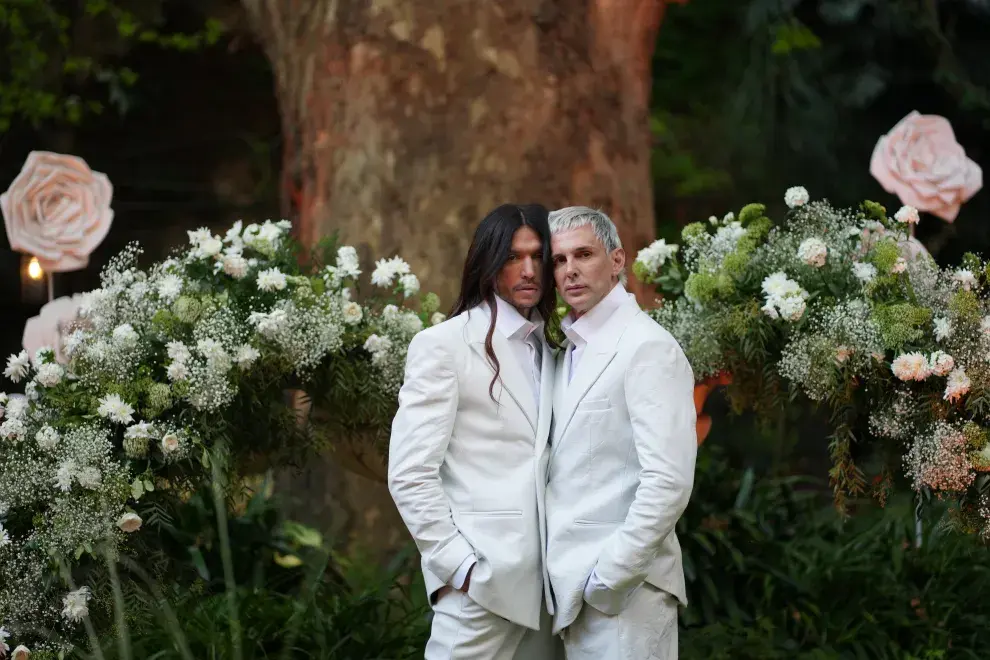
[{"xmin": 548, "ymin": 206, "xmax": 626, "ymax": 284}]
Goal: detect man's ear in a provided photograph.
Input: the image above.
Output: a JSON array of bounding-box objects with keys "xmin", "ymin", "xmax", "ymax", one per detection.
[{"xmin": 611, "ymin": 247, "xmax": 626, "ymax": 279}]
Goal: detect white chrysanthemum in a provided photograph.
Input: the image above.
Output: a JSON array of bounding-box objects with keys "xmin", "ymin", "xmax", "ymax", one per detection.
[
  {"xmin": 852, "ymin": 262, "xmax": 877, "ymax": 283},
  {"xmin": 0, "ymin": 523, "xmax": 9, "ymax": 548},
  {"xmin": 760, "ymin": 272, "xmax": 808, "ymax": 321},
  {"xmin": 234, "ymin": 345, "xmax": 260, "ymax": 369},
  {"xmin": 97, "ymin": 393, "xmax": 135, "ymax": 424},
  {"xmin": 784, "ymin": 186, "xmax": 810, "ymax": 208},
  {"xmin": 62, "ymin": 586, "xmax": 91, "ymax": 622},
  {"xmin": 5, "ymin": 397, "xmax": 27, "ymax": 420},
  {"xmin": 797, "ymin": 237, "xmax": 828, "ymax": 267},
  {"xmin": 894, "ymin": 205, "xmax": 920, "ymax": 225},
  {"xmin": 953, "ymin": 269, "xmax": 977, "ymax": 291},
  {"xmin": 35, "ymin": 425, "xmax": 60, "ymax": 451},
  {"xmin": 944, "ymin": 367, "xmax": 971, "ymax": 403},
  {"xmin": 635, "ymin": 239, "xmax": 679, "ymax": 276},
  {"xmin": 167, "ymin": 361, "xmax": 188, "ymax": 382},
  {"xmin": 157, "ymin": 274, "xmax": 183, "ymax": 302},
  {"xmin": 166, "ymin": 341, "xmax": 191, "ymax": 363},
  {"xmin": 223, "ymin": 253, "xmax": 249, "ymax": 279},
  {"xmin": 928, "ymin": 351, "xmax": 955, "ymax": 377},
  {"xmin": 891, "ymin": 352, "xmax": 930, "ymax": 381},
  {"xmin": 431, "ymin": 312, "xmax": 446, "ymax": 326},
  {"xmin": 0, "ymin": 418, "xmax": 27, "ymax": 441},
  {"xmin": 336, "ymin": 246, "xmax": 362, "ymax": 278},
  {"xmin": 124, "ymin": 422, "xmax": 156, "ymax": 439},
  {"xmin": 3, "ymin": 350, "xmax": 30, "ymax": 383},
  {"xmin": 934, "ymin": 317, "xmax": 953, "ymax": 342},
  {"xmin": 54, "ymin": 459, "xmax": 76, "ymax": 492},
  {"xmin": 256, "ymin": 268, "xmax": 288, "ymax": 292},
  {"xmin": 34, "ymin": 362, "xmax": 64, "ymax": 387},
  {"xmin": 112, "ymin": 323, "xmax": 139, "ymax": 347},
  {"xmin": 371, "ymin": 256, "xmax": 411, "ymax": 288},
  {"xmin": 342, "ymin": 301, "xmax": 364, "ymax": 325},
  {"xmin": 117, "ymin": 512, "xmax": 143, "ymax": 533},
  {"xmin": 400, "ymin": 273, "xmax": 420, "ymax": 297},
  {"xmin": 364, "ymin": 334, "xmax": 392, "ymax": 355}
]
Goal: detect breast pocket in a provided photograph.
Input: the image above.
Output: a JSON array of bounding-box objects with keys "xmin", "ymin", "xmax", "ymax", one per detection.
[{"xmin": 574, "ymin": 397, "xmax": 612, "ymax": 457}]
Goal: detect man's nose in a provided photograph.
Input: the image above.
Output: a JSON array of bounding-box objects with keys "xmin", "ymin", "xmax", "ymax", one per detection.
[{"xmin": 520, "ymin": 256, "xmax": 536, "ymax": 278}]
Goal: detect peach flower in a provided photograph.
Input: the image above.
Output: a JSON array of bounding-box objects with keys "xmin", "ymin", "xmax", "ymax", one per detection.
[
  {"xmin": 1, "ymin": 151, "xmax": 114, "ymax": 272},
  {"xmin": 22, "ymin": 294, "xmax": 84, "ymax": 364},
  {"xmin": 870, "ymin": 111, "xmax": 982, "ymax": 222}
]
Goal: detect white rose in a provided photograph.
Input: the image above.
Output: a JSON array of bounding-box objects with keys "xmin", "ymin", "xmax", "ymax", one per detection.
[
  {"xmin": 12, "ymin": 645, "xmax": 31, "ymax": 660},
  {"xmin": 342, "ymin": 301, "xmax": 364, "ymax": 325},
  {"xmin": 116, "ymin": 512, "xmax": 143, "ymax": 533},
  {"xmin": 161, "ymin": 433, "xmax": 180, "ymax": 453}
]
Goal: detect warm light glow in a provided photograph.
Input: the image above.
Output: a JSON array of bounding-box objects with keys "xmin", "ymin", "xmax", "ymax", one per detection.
[{"xmin": 27, "ymin": 256, "xmax": 43, "ymax": 281}]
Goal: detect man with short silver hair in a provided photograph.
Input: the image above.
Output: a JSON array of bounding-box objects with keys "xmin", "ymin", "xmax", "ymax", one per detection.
[{"xmin": 543, "ymin": 206, "xmax": 697, "ymax": 658}]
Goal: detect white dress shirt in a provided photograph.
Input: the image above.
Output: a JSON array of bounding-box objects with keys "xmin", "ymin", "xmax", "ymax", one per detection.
[
  {"xmin": 561, "ymin": 281, "xmax": 640, "ymax": 612},
  {"xmin": 450, "ymin": 295, "xmax": 545, "ymax": 589},
  {"xmin": 561, "ymin": 282, "xmax": 632, "ymax": 383}
]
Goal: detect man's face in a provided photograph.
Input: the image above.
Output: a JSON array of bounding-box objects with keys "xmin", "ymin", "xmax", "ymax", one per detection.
[
  {"xmin": 496, "ymin": 226, "xmax": 544, "ymax": 314},
  {"xmin": 552, "ymin": 224, "xmax": 624, "ymax": 317}
]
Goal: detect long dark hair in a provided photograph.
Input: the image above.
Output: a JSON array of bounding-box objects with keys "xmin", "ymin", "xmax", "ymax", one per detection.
[{"xmin": 450, "ymin": 203, "xmax": 558, "ymax": 399}]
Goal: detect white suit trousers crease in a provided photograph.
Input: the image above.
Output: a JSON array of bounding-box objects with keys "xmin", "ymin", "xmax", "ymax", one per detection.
[
  {"xmin": 425, "ymin": 590, "xmax": 558, "ymax": 660},
  {"xmin": 561, "ymin": 586, "xmax": 679, "ymax": 660}
]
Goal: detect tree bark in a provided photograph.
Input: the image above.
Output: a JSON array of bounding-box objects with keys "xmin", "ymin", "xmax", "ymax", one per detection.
[
  {"xmin": 242, "ymin": 0, "xmax": 681, "ymax": 556},
  {"xmin": 242, "ymin": 0, "xmax": 679, "ymax": 305}
]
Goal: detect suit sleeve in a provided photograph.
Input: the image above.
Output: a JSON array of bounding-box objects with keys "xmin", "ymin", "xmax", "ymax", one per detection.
[
  {"xmin": 387, "ymin": 330, "xmax": 475, "ymax": 584},
  {"xmin": 591, "ymin": 335, "xmax": 697, "ymax": 594}
]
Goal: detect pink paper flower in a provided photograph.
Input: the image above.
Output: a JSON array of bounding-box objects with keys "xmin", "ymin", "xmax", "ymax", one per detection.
[
  {"xmin": 1, "ymin": 151, "xmax": 114, "ymax": 272},
  {"xmin": 870, "ymin": 111, "xmax": 982, "ymax": 222},
  {"xmin": 22, "ymin": 294, "xmax": 84, "ymax": 364}
]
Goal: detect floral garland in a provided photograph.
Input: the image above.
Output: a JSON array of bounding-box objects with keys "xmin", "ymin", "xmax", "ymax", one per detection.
[
  {"xmin": 636, "ymin": 189, "xmax": 990, "ymax": 533},
  {"xmin": 0, "ymin": 220, "xmax": 440, "ymax": 655}
]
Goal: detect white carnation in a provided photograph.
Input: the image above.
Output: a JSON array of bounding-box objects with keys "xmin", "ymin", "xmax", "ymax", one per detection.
[
  {"xmin": 256, "ymin": 268, "xmax": 288, "ymax": 292},
  {"xmin": 342, "ymin": 301, "xmax": 364, "ymax": 325},
  {"xmin": 784, "ymin": 186, "xmax": 810, "ymax": 208},
  {"xmin": 62, "ymin": 586, "xmax": 91, "ymax": 622},
  {"xmin": 34, "ymin": 363, "xmax": 64, "ymax": 387},
  {"xmin": 797, "ymin": 238, "xmax": 828, "ymax": 268}
]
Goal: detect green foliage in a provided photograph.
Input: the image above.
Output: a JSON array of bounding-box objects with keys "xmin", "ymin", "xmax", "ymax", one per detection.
[{"xmin": 0, "ymin": 0, "xmax": 224, "ymax": 132}]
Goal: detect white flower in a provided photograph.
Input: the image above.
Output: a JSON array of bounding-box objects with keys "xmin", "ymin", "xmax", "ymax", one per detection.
[
  {"xmin": 341, "ymin": 301, "xmax": 364, "ymax": 325},
  {"xmin": 3, "ymin": 351, "xmax": 30, "ymax": 383},
  {"xmin": 894, "ymin": 205, "xmax": 920, "ymax": 225},
  {"xmin": 166, "ymin": 341, "xmax": 191, "ymax": 363},
  {"xmin": 761, "ymin": 272, "xmax": 793, "ymax": 298},
  {"xmin": 5, "ymin": 398, "xmax": 27, "ymax": 420},
  {"xmin": 234, "ymin": 345, "xmax": 260, "ymax": 369},
  {"xmin": 76, "ymin": 467, "xmax": 102, "ymax": 490},
  {"xmin": 256, "ymin": 268, "xmax": 287, "ymax": 292},
  {"xmin": 891, "ymin": 352, "xmax": 930, "ymax": 381},
  {"xmin": 166, "ymin": 361, "xmax": 188, "ymax": 382},
  {"xmin": 934, "ymin": 317, "xmax": 953, "ymax": 342},
  {"xmin": 54, "ymin": 460, "xmax": 76, "ymax": 492},
  {"xmin": 835, "ymin": 346, "xmax": 854, "ymax": 364},
  {"xmin": 760, "ymin": 272, "xmax": 808, "ymax": 321},
  {"xmin": 852, "ymin": 262, "xmax": 877, "ymax": 283},
  {"xmin": 198, "ymin": 237, "xmax": 223, "ymax": 258},
  {"xmin": 124, "ymin": 422, "xmax": 156, "ymax": 439},
  {"xmin": 891, "ymin": 257, "xmax": 907, "ymax": 274},
  {"xmin": 112, "ymin": 323, "xmax": 139, "ymax": 347},
  {"xmin": 431, "ymin": 312, "xmax": 446, "ymax": 326},
  {"xmin": 371, "ymin": 256, "xmax": 411, "ymax": 288},
  {"xmin": 400, "ymin": 273, "xmax": 420, "ymax": 297},
  {"xmin": 635, "ymin": 239, "xmax": 679, "ymax": 276},
  {"xmin": 62, "ymin": 586, "xmax": 91, "ymax": 621},
  {"xmin": 0, "ymin": 418, "xmax": 27, "ymax": 441},
  {"xmin": 12, "ymin": 644, "xmax": 31, "ymax": 660},
  {"xmin": 222, "ymin": 253, "xmax": 249, "ymax": 279},
  {"xmin": 161, "ymin": 433, "xmax": 180, "ymax": 453},
  {"xmin": 944, "ymin": 367, "xmax": 971, "ymax": 403},
  {"xmin": 0, "ymin": 627, "xmax": 9, "ymax": 655},
  {"xmin": 797, "ymin": 238, "xmax": 828, "ymax": 268},
  {"xmin": 34, "ymin": 363, "xmax": 63, "ymax": 387},
  {"xmin": 0, "ymin": 523, "xmax": 9, "ymax": 548},
  {"xmin": 775, "ymin": 295, "xmax": 807, "ymax": 322},
  {"xmin": 97, "ymin": 393, "xmax": 135, "ymax": 424},
  {"xmin": 364, "ymin": 334, "xmax": 392, "ymax": 356},
  {"xmin": 196, "ymin": 338, "xmax": 230, "ymax": 372},
  {"xmin": 336, "ymin": 246, "xmax": 362, "ymax": 278},
  {"xmin": 23, "ymin": 383, "xmax": 37, "ymax": 402},
  {"xmin": 157, "ymin": 274, "xmax": 183, "ymax": 302},
  {"xmin": 35, "ymin": 425, "xmax": 59, "ymax": 451},
  {"xmin": 953, "ymin": 269, "xmax": 977, "ymax": 291},
  {"xmin": 928, "ymin": 351, "xmax": 955, "ymax": 377},
  {"xmin": 116, "ymin": 512, "xmax": 143, "ymax": 533},
  {"xmin": 784, "ymin": 186, "xmax": 810, "ymax": 208}
]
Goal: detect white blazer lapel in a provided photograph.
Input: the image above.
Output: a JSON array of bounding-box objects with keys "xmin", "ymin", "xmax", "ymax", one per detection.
[
  {"xmin": 466, "ymin": 310, "xmax": 538, "ymax": 432},
  {"xmin": 553, "ymin": 345, "xmax": 617, "ymax": 445}
]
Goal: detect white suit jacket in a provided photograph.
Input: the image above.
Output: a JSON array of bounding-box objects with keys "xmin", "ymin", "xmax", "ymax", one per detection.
[
  {"xmin": 544, "ymin": 294, "xmax": 696, "ymax": 634},
  {"xmin": 388, "ymin": 306, "xmax": 555, "ymax": 630}
]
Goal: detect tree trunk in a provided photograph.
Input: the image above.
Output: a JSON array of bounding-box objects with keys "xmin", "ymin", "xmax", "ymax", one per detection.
[
  {"xmin": 242, "ymin": 0, "xmax": 678, "ymax": 305},
  {"xmin": 242, "ymin": 0, "xmax": 680, "ymax": 556}
]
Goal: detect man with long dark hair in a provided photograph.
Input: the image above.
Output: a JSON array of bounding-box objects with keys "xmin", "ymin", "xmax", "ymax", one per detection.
[
  {"xmin": 388, "ymin": 203, "xmax": 558, "ymax": 659},
  {"xmin": 545, "ymin": 206, "xmax": 696, "ymax": 659}
]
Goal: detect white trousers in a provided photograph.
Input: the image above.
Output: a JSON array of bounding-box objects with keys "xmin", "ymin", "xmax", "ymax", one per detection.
[
  {"xmin": 425, "ymin": 590, "xmax": 559, "ymax": 660},
  {"xmin": 561, "ymin": 584, "xmax": 678, "ymax": 660}
]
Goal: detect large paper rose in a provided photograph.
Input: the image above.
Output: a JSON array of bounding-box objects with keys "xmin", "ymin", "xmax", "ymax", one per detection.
[
  {"xmin": 22, "ymin": 294, "xmax": 84, "ymax": 364},
  {"xmin": 1, "ymin": 151, "xmax": 114, "ymax": 271},
  {"xmin": 870, "ymin": 111, "xmax": 982, "ymax": 222}
]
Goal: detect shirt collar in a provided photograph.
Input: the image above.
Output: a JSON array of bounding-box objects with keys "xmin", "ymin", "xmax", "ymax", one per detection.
[
  {"xmin": 481, "ymin": 296, "xmax": 544, "ymax": 344},
  {"xmin": 561, "ymin": 282, "xmax": 630, "ymax": 347}
]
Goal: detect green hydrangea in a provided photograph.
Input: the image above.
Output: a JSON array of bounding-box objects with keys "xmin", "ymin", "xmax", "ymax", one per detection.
[
  {"xmin": 146, "ymin": 383, "xmax": 173, "ymax": 416},
  {"xmin": 869, "ymin": 239, "xmax": 900, "ymax": 274},
  {"xmin": 872, "ymin": 303, "xmax": 932, "ymax": 349},
  {"xmin": 682, "ymin": 222, "xmax": 708, "ymax": 244},
  {"xmin": 684, "ymin": 272, "xmax": 719, "ymax": 304},
  {"xmin": 172, "ymin": 296, "xmax": 203, "ymax": 324},
  {"xmin": 738, "ymin": 203, "xmax": 767, "ymax": 225},
  {"xmin": 860, "ymin": 200, "xmax": 887, "ymax": 223},
  {"xmin": 421, "ymin": 292, "xmax": 441, "ymax": 315},
  {"xmin": 950, "ymin": 289, "xmax": 981, "ymax": 324},
  {"xmin": 123, "ymin": 436, "xmax": 150, "ymax": 459}
]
